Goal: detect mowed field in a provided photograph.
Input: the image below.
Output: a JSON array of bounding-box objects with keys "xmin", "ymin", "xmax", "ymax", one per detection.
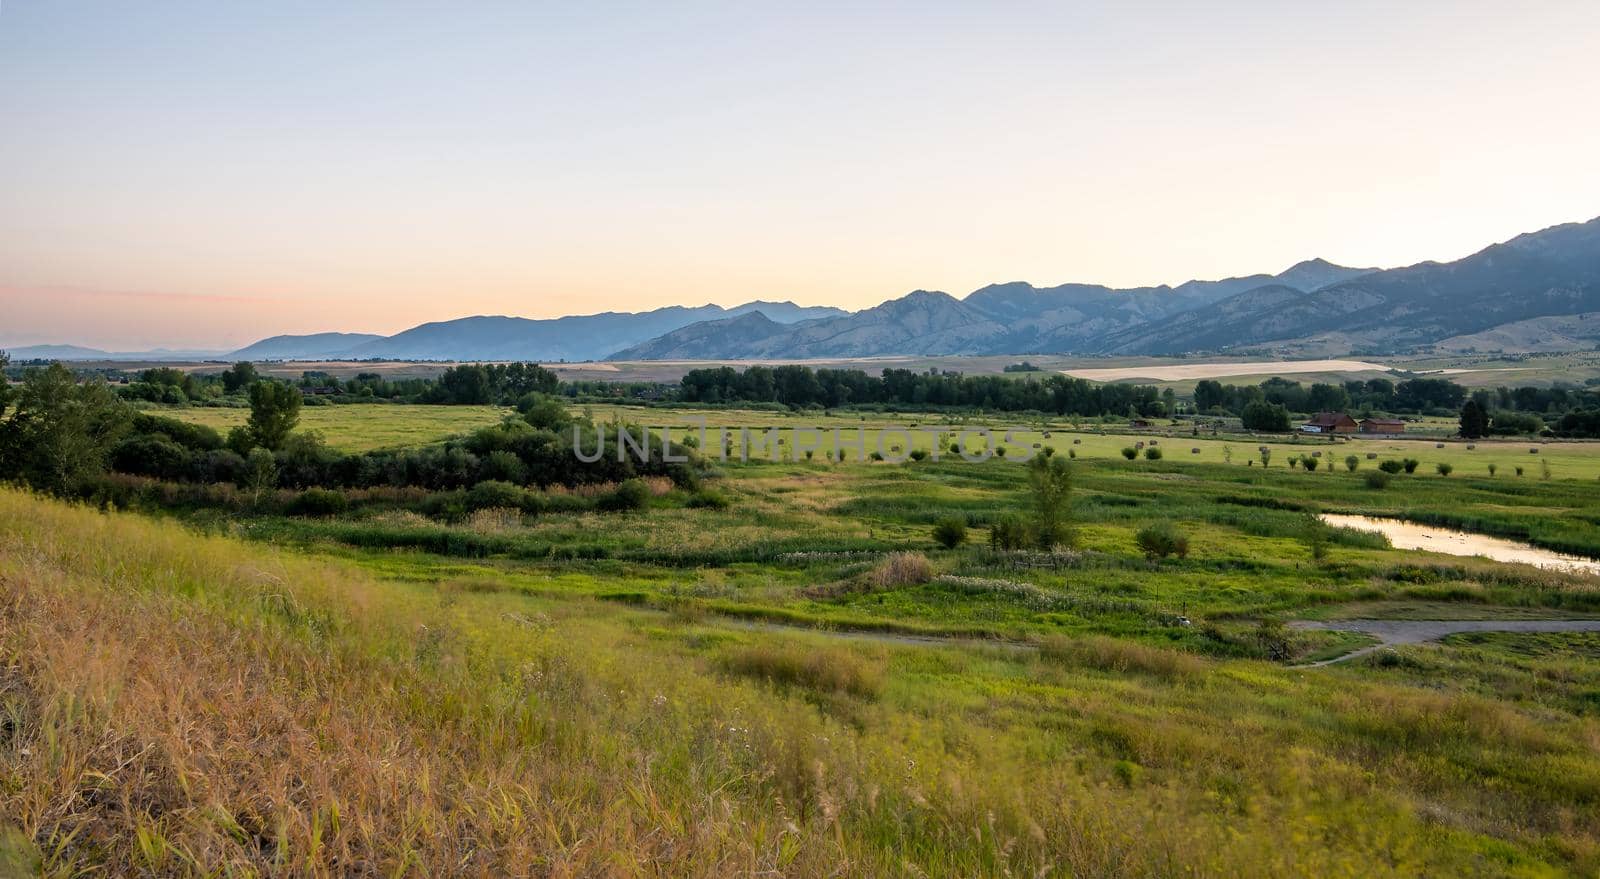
[
  {"xmin": 160, "ymin": 401, "xmax": 1600, "ymax": 477},
  {"xmin": 167, "ymin": 403, "xmax": 509, "ymax": 451},
  {"xmin": 13, "ymin": 402, "xmax": 1600, "ymax": 873}
]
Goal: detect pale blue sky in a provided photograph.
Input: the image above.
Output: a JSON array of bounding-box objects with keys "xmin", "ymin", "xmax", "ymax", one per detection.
[{"xmin": 3, "ymin": 1, "xmax": 1599, "ymax": 349}]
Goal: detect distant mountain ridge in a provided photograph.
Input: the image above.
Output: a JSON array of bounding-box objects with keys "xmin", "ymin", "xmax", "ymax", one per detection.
[
  {"xmin": 613, "ymin": 217, "xmax": 1600, "ymax": 360},
  {"xmin": 222, "ymin": 300, "xmax": 847, "ymax": 362},
  {"xmin": 612, "ymin": 259, "xmax": 1376, "ymax": 360}
]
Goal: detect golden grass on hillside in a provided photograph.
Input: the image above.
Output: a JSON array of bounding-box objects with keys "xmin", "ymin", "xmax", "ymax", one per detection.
[{"xmin": 3, "ymin": 488, "xmax": 1597, "ymax": 876}]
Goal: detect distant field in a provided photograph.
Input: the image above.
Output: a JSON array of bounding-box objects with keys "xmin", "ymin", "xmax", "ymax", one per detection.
[
  {"xmin": 167, "ymin": 403, "xmax": 509, "ymax": 451},
  {"xmin": 581, "ymin": 404, "xmax": 1600, "ymax": 480}
]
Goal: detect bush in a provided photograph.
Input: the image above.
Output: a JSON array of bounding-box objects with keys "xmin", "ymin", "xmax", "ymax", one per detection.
[
  {"xmin": 1302, "ymin": 456, "xmax": 1319, "ymax": 472},
  {"xmin": 465, "ymin": 479, "xmax": 529, "ymax": 512},
  {"xmin": 932, "ymin": 516, "xmax": 968, "ymax": 549},
  {"xmin": 989, "ymin": 515, "xmax": 1028, "ymax": 551},
  {"xmin": 908, "ymin": 448, "xmax": 929, "ymax": 462},
  {"xmin": 1143, "ymin": 447, "xmax": 1162, "ymax": 461},
  {"xmin": 1364, "ymin": 471, "xmax": 1391, "ymax": 489},
  {"xmin": 1378, "ymin": 460, "xmax": 1405, "ymax": 474},
  {"xmin": 1120, "ymin": 447, "xmax": 1138, "ymax": 460},
  {"xmin": 286, "ymin": 487, "xmax": 349, "ymax": 517},
  {"xmin": 597, "ymin": 478, "xmax": 650, "ymax": 512},
  {"xmin": 1345, "ymin": 455, "xmax": 1359, "ymax": 472},
  {"xmin": 685, "ymin": 489, "xmax": 731, "ymax": 510},
  {"xmin": 1402, "ymin": 458, "xmax": 1420, "ymax": 474},
  {"xmin": 1134, "ymin": 521, "xmax": 1189, "ymax": 560},
  {"xmin": 1435, "ymin": 462, "xmax": 1453, "ymax": 477},
  {"xmin": 866, "ymin": 551, "xmax": 933, "ymax": 589}
]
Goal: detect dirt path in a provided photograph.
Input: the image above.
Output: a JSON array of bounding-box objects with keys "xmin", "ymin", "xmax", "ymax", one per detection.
[{"xmin": 1291, "ymin": 619, "xmax": 1600, "ymax": 667}]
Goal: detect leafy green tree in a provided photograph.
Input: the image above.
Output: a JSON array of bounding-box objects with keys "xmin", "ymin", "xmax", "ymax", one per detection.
[
  {"xmin": 1135, "ymin": 521, "xmax": 1189, "ymax": 560},
  {"xmin": 932, "ymin": 516, "xmax": 967, "ymax": 549},
  {"xmin": 1027, "ymin": 454, "xmax": 1076, "ymax": 550},
  {"xmin": 239, "ymin": 447, "xmax": 279, "ymax": 504},
  {"xmin": 0, "ymin": 352, "xmax": 12, "ymax": 420},
  {"xmin": 0, "ymin": 363, "xmax": 129, "ymax": 492},
  {"xmin": 1241, "ymin": 400, "xmax": 1291, "ymax": 432},
  {"xmin": 1459, "ymin": 400, "xmax": 1489, "ymax": 439},
  {"xmin": 221, "ymin": 361, "xmax": 260, "ymax": 394},
  {"xmin": 247, "ymin": 381, "xmax": 302, "ymax": 451}
]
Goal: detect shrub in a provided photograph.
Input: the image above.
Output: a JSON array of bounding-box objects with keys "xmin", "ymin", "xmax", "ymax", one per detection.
[
  {"xmin": 1435, "ymin": 462, "xmax": 1453, "ymax": 477},
  {"xmin": 1134, "ymin": 521, "xmax": 1189, "ymax": 560},
  {"xmin": 597, "ymin": 478, "xmax": 650, "ymax": 512},
  {"xmin": 1364, "ymin": 471, "xmax": 1391, "ymax": 489},
  {"xmin": 1301, "ymin": 515, "xmax": 1329, "ymax": 562},
  {"xmin": 480, "ymin": 449, "xmax": 527, "ymax": 484},
  {"xmin": 989, "ymin": 515, "xmax": 1028, "ymax": 551},
  {"xmin": 286, "ymin": 487, "xmax": 349, "ymax": 517},
  {"xmin": 1143, "ymin": 447, "xmax": 1162, "ymax": 461},
  {"xmin": 866, "ymin": 551, "xmax": 934, "ymax": 589},
  {"xmin": 1488, "ymin": 463, "xmax": 1498, "ymax": 476},
  {"xmin": 465, "ymin": 479, "xmax": 529, "ymax": 512},
  {"xmin": 1120, "ymin": 447, "xmax": 1138, "ymax": 460},
  {"xmin": 932, "ymin": 516, "xmax": 968, "ymax": 549},
  {"xmin": 685, "ymin": 489, "xmax": 731, "ymax": 510},
  {"xmin": 1303, "ymin": 456, "xmax": 1319, "ymax": 472},
  {"xmin": 1378, "ymin": 460, "xmax": 1405, "ymax": 474},
  {"xmin": 1402, "ymin": 458, "xmax": 1420, "ymax": 474},
  {"xmin": 908, "ymin": 448, "xmax": 929, "ymax": 462},
  {"xmin": 1345, "ymin": 455, "xmax": 1359, "ymax": 472}
]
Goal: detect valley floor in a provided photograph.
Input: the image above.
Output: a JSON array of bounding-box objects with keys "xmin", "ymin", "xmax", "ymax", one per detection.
[{"xmin": 9, "ymin": 405, "xmax": 1600, "ymax": 875}]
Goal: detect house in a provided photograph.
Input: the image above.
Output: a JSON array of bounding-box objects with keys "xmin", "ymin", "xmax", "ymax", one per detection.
[
  {"xmin": 1300, "ymin": 412, "xmax": 1358, "ymax": 434},
  {"xmin": 1359, "ymin": 417, "xmax": 1406, "ymax": 435}
]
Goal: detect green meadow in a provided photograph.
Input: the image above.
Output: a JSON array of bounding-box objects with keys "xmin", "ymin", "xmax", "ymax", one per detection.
[{"xmin": 9, "ymin": 402, "xmax": 1600, "ymax": 875}]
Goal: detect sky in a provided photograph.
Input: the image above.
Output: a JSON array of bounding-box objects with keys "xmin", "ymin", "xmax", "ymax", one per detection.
[{"xmin": 3, "ymin": 1, "xmax": 1599, "ymax": 351}]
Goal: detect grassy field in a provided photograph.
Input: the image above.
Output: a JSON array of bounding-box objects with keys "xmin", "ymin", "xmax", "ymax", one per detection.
[
  {"xmin": 165, "ymin": 403, "xmax": 510, "ymax": 451},
  {"xmin": 12, "ymin": 402, "xmax": 1600, "ymax": 874}
]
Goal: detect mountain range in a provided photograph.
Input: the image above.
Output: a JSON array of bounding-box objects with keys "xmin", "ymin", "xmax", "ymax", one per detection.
[
  {"xmin": 614, "ymin": 217, "xmax": 1600, "ymax": 360},
  {"xmin": 8, "ymin": 216, "xmax": 1599, "ymax": 363}
]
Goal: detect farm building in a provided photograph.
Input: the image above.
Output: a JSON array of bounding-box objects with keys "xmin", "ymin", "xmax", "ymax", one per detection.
[
  {"xmin": 1359, "ymin": 417, "xmax": 1406, "ymax": 435},
  {"xmin": 1301, "ymin": 412, "xmax": 1358, "ymax": 434}
]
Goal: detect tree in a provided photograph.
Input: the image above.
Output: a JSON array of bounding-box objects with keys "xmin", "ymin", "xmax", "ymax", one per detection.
[
  {"xmin": 0, "ymin": 352, "xmax": 12, "ymax": 420},
  {"xmin": 1027, "ymin": 454, "xmax": 1075, "ymax": 550},
  {"xmin": 1459, "ymin": 400, "xmax": 1489, "ymax": 439},
  {"xmin": 239, "ymin": 447, "xmax": 278, "ymax": 504},
  {"xmin": 932, "ymin": 517, "xmax": 967, "ymax": 549},
  {"xmin": 247, "ymin": 381, "xmax": 302, "ymax": 451},
  {"xmin": 1344, "ymin": 455, "xmax": 1359, "ymax": 472},
  {"xmin": 221, "ymin": 361, "xmax": 260, "ymax": 394},
  {"xmin": 1241, "ymin": 400, "xmax": 1291, "ymax": 432},
  {"xmin": 1135, "ymin": 521, "xmax": 1189, "ymax": 560},
  {"xmin": 0, "ymin": 363, "xmax": 129, "ymax": 492}
]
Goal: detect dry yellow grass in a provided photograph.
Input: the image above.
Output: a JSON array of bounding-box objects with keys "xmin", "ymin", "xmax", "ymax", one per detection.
[{"xmin": 1, "ymin": 488, "xmax": 1592, "ymax": 876}]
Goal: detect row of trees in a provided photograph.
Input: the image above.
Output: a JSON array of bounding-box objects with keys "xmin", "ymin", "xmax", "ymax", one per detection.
[
  {"xmin": 1194, "ymin": 377, "xmax": 1467, "ymax": 417},
  {"xmin": 679, "ymin": 366, "xmax": 1170, "ymax": 416}
]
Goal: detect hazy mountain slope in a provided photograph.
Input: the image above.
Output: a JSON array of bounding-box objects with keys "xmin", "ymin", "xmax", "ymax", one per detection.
[
  {"xmin": 1107, "ymin": 216, "xmax": 1600, "ymax": 355},
  {"xmin": 607, "ymin": 311, "xmax": 801, "ymax": 360},
  {"xmin": 251, "ymin": 301, "xmax": 849, "ymax": 362},
  {"xmin": 228, "ymin": 332, "xmax": 384, "ymax": 360},
  {"xmin": 1432, "ymin": 312, "xmax": 1600, "ymax": 353},
  {"xmin": 614, "ymin": 259, "xmax": 1375, "ymax": 360},
  {"xmin": 613, "ymin": 292, "xmax": 1006, "ymax": 359},
  {"xmin": 1, "ymin": 344, "xmax": 113, "ymax": 360}
]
